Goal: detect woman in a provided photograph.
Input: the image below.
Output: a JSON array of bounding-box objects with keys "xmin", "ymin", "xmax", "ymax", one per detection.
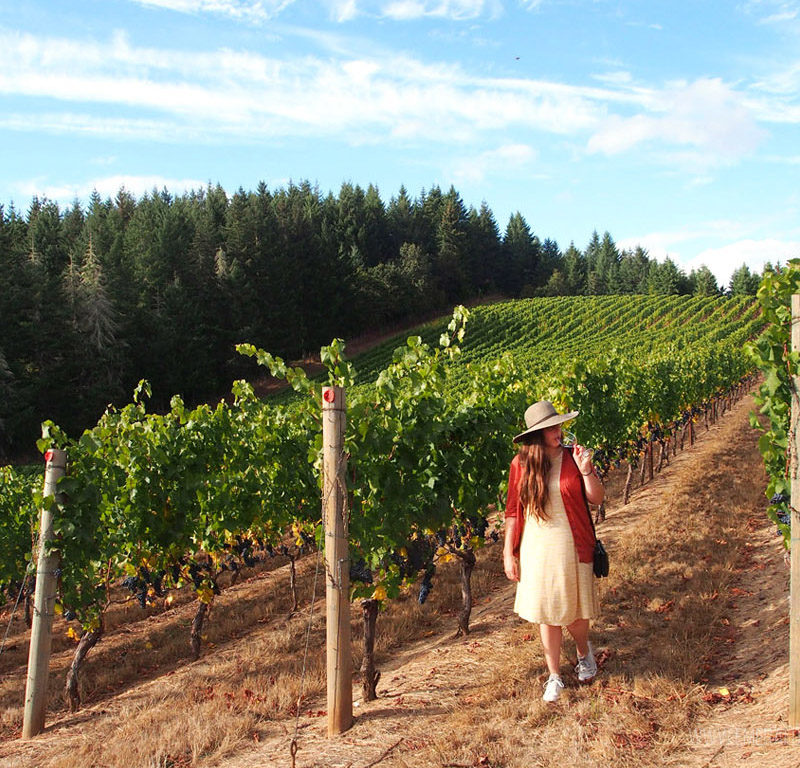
[{"xmin": 503, "ymin": 400, "xmax": 604, "ymax": 703}]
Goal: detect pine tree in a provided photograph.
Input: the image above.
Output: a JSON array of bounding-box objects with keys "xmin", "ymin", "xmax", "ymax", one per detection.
[
  {"xmin": 618, "ymin": 246, "xmax": 651, "ymax": 293},
  {"xmin": 418, "ymin": 186, "xmax": 444, "ymax": 261},
  {"xmin": 594, "ymin": 232, "xmax": 621, "ymax": 294},
  {"xmin": 464, "ymin": 202, "xmax": 502, "ymax": 295},
  {"xmin": 433, "ymin": 188, "xmax": 469, "ymax": 302},
  {"xmin": 542, "ymin": 269, "xmax": 570, "ymax": 296},
  {"xmin": 78, "ymin": 236, "xmax": 119, "ymax": 355},
  {"xmin": 538, "ymin": 238, "xmax": 562, "ymax": 288},
  {"xmin": 0, "ymin": 204, "xmax": 34, "ymax": 452},
  {"xmin": 362, "ymin": 184, "xmax": 390, "ymax": 266},
  {"xmin": 688, "ymin": 265, "xmax": 720, "ymax": 296},
  {"xmin": 583, "ymin": 230, "xmax": 607, "ymax": 295},
  {"xmin": 728, "ymin": 263, "xmax": 760, "ymax": 295},
  {"xmin": 387, "ymin": 185, "xmax": 415, "ymax": 253},
  {"xmin": 29, "ymin": 198, "xmax": 68, "ymax": 278},
  {"xmin": 501, "ymin": 212, "xmax": 538, "ymax": 295},
  {"xmin": 647, "ymin": 257, "xmax": 687, "ymax": 295},
  {"xmin": 562, "ymin": 242, "xmax": 587, "ymax": 294}
]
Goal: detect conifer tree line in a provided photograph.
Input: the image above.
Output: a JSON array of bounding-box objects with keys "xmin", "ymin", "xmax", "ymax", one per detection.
[{"xmin": 0, "ymin": 180, "xmax": 764, "ymax": 460}]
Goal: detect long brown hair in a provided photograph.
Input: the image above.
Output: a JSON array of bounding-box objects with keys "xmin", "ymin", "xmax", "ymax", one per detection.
[{"xmin": 517, "ymin": 431, "xmax": 552, "ymax": 522}]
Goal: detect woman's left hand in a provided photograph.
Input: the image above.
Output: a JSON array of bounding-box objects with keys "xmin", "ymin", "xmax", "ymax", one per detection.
[
  {"xmin": 572, "ymin": 444, "xmax": 594, "ymax": 475},
  {"xmin": 573, "ymin": 444, "xmax": 604, "ymax": 503}
]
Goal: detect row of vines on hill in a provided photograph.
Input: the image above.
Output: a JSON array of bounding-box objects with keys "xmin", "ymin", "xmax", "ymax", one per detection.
[
  {"xmin": 0, "ymin": 295, "xmax": 760, "ymax": 708},
  {"xmin": 346, "ymin": 294, "xmax": 762, "ymax": 388}
]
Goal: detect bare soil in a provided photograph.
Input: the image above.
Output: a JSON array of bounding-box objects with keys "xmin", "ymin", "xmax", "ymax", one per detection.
[{"xmin": 0, "ymin": 392, "xmax": 797, "ymax": 768}]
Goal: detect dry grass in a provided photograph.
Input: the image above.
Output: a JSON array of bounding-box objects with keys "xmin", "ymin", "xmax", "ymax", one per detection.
[
  {"xmin": 0, "ymin": 551, "xmax": 306, "ymax": 735},
  {"xmin": 0, "ymin": 516, "xmax": 506, "ymax": 767}
]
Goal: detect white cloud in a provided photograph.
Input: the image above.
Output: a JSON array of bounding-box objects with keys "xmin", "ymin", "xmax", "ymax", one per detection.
[
  {"xmin": 746, "ymin": 62, "xmax": 800, "ymax": 125},
  {"xmin": 0, "ymin": 27, "xmax": 778, "ymax": 174},
  {"xmin": 0, "ymin": 112, "xmax": 184, "ymax": 142},
  {"xmin": 762, "ymin": 10, "xmax": 799, "ymax": 22},
  {"xmin": 592, "ymin": 70, "xmax": 634, "ymax": 86},
  {"xmin": 751, "ymin": 61, "xmax": 800, "ymax": 95},
  {"xmin": 90, "ymin": 155, "xmax": 119, "ymax": 167},
  {"xmin": 691, "ymin": 239, "xmax": 800, "ymax": 287},
  {"xmin": 0, "ymin": 29, "xmax": 619, "ymax": 146},
  {"xmin": 623, "ymin": 20, "xmax": 663, "ymax": 31},
  {"xmin": 618, "ymin": 223, "xmax": 800, "ymax": 287},
  {"xmin": 12, "ymin": 174, "xmax": 208, "ymax": 204},
  {"xmin": 619, "ymin": 220, "xmax": 753, "ymax": 252},
  {"xmin": 326, "ymin": 0, "xmax": 502, "ymax": 20},
  {"xmin": 751, "ymin": 61, "xmax": 800, "ymax": 105},
  {"xmin": 328, "ymin": 0, "xmax": 360, "ymax": 20},
  {"xmin": 767, "ymin": 154, "xmax": 800, "ymax": 163},
  {"xmin": 587, "ymin": 78, "xmax": 766, "ymax": 167},
  {"xmin": 131, "ymin": 0, "xmax": 295, "ymax": 23},
  {"xmin": 322, "ymin": 0, "xmax": 501, "ymax": 20},
  {"xmin": 745, "ymin": 0, "xmax": 800, "ymax": 25},
  {"xmin": 617, "ymin": 234, "xmax": 680, "ymax": 266},
  {"xmin": 381, "ymin": 0, "xmax": 500, "ymax": 20},
  {"xmin": 450, "ymin": 143, "xmax": 539, "ymax": 183}
]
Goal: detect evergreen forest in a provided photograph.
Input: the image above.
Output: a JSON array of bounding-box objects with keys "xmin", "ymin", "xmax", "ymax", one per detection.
[{"xmin": 0, "ymin": 180, "xmax": 765, "ymax": 459}]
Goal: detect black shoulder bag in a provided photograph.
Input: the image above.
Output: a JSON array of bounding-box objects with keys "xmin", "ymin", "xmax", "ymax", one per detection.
[
  {"xmin": 592, "ymin": 533, "xmax": 610, "ymax": 578},
  {"xmin": 573, "ymin": 453, "xmax": 609, "ymax": 578}
]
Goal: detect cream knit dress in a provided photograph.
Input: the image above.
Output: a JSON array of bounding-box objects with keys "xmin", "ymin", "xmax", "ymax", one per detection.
[{"xmin": 513, "ymin": 452, "xmax": 599, "ymax": 626}]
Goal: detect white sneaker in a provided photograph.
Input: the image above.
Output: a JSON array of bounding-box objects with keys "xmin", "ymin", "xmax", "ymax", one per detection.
[
  {"xmin": 575, "ymin": 642, "xmax": 598, "ymax": 683},
  {"xmin": 542, "ymin": 674, "xmax": 564, "ymax": 703}
]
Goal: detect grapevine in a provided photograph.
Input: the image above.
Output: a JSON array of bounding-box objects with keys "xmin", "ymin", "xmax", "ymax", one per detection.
[{"xmin": 747, "ymin": 259, "xmax": 800, "ymax": 547}]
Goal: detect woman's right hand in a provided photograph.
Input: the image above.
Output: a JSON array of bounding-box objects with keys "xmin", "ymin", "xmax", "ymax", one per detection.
[{"xmin": 504, "ymin": 551, "xmax": 520, "ymax": 582}]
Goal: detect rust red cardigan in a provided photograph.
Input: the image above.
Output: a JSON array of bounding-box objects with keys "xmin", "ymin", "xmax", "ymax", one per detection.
[{"xmin": 505, "ymin": 447, "xmax": 595, "ymax": 563}]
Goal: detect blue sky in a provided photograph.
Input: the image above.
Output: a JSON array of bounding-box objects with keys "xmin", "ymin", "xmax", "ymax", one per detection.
[{"xmin": 1, "ymin": 0, "xmax": 798, "ymax": 288}]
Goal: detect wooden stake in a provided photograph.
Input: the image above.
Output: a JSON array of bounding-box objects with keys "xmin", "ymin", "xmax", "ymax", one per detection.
[
  {"xmin": 322, "ymin": 386, "xmax": 352, "ymax": 736},
  {"xmin": 790, "ymin": 294, "xmax": 800, "ymax": 727},
  {"xmin": 22, "ymin": 448, "xmax": 66, "ymax": 739}
]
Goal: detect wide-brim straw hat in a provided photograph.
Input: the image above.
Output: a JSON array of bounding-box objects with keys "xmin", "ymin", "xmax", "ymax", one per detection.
[{"xmin": 513, "ymin": 400, "xmax": 579, "ymax": 443}]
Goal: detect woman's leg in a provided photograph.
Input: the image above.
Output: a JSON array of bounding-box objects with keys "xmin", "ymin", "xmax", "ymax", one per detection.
[
  {"xmin": 539, "ymin": 624, "xmax": 563, "ymax": 676},
  {"xmin": 566, "ymin": 617, "xmax": 590, "ymax": 657}
]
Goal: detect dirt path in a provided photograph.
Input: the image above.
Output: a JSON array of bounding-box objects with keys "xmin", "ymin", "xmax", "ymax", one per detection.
[
  {"xmin": 673, "ymin": 495, "xmax": 797, "ymax": 766},
  {"xmin": 216, "ymin": 394, "xmax": 798, "ymax": 768}
]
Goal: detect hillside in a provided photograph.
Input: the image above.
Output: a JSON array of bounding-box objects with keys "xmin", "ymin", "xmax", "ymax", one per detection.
[{"xmin": 262, "ymin": 295, "xmax": 762, "ymax": 402}]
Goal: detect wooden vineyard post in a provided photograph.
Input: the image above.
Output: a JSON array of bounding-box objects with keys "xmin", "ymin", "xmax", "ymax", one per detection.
[
  {"xmin": 791, "ymin": 295, "xmax": 800, "ymax": 727},
  {"xmin": 22, "ymin": 449, "xmax": 66, "ymax": 739},
  {"xmin": 322, "ymin": 386, "xmax": 352, "ymax": 736}
]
